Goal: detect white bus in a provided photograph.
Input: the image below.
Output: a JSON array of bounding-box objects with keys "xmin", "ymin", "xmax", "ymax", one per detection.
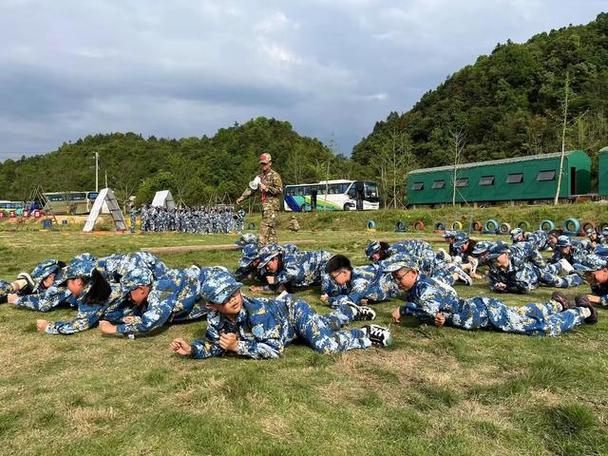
[{"xmin": 283, "ymin": 180, "xmax": 380, "ymax": 212}]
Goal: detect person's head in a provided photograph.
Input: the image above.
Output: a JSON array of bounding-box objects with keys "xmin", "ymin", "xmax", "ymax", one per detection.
[
  {"xmin": 575, "ymin": 254, "xmax": 608, "ymax": 286},
  {"xmin": 366, "ymin": 240, "xmax": 389, "ymax": 262},
  {"xmin": 201, "ymin": 273, "xmax": 244, "ymax": 316},
  {"xmin": 42, "ymin": 273, "xmax": 56, "ymax": 289},
  {"xmin": 556, "ymin": 235, "xmax": 572, "ymax": 254},
  {"xmin": 547, "ymin": 230, "xmax": 563, "ymax": 246},
  {"xmin": 586, "ymin": 227, "xmax": 598, "ymax": 241},
  {"xmin": 510, "ymin": 228, "xmax": 524, "ymax": 243},
  {"xmin": 257, "ymin": 244, "xmax": 282, "ymax": 272},
  {"xmin": 453, "ymin": 233, "xmax": 469, "ymax": 252},
  {"xmin": 31, "ymin": 259, "xmax": 66, "ymax": 290},
  {"xmin": 121, "ymin": 267, "xmax": 154, "ymax": 305},
  {"xmin": 384, "ymin": 259, "xmax": 419, "ymax": 291},
  {"xmin": 259, "ymin": 153, "xmax": 272, "ymax": 173},
  {"xmin": 63, "ymin": 254, "xmax": 98, "ymax": 297},
  {"xmin": 487, "ymin": 242, "xmax": 510, "ymax": 268},
  {"xmin": 442, "ymin": 230, "xmax": 457, "ymax": 244},
  {"xmin": 326, "ymin": 255, "xmax": 353, "ymax": 286},
  {"xmin": 67, "ymin": 277, "xmax": 87, "ymax": 296}
]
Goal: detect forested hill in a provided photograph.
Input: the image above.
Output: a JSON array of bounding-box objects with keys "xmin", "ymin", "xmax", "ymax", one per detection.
[
  {"xmin": 0, "ymin": 117, "xmax": 364, "ymax": 205},
  {"xmin": 353, "ymin": 13, "xmax": 608, "ymax": 169}
]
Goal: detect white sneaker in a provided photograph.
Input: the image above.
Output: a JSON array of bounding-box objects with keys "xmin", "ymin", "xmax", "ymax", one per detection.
[{"xmin": 362, "ymin": 324, "xmax": 392, "ymax": 347}]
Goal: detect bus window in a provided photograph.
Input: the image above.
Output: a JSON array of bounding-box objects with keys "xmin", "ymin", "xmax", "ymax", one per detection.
[
  {"xmin": 364, "ymin": 182, "xmax": 379, "ymax": 200},
  {"xmin": 87, "ymin": 192, "xmax": 99, "ymax": 200}
]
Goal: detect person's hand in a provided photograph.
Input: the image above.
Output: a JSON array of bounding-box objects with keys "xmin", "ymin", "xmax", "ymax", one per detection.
[
  {"xmin": 434, "ymin": 313, "xmax": 447, "ymax": 327},
  {"xmin": 495, "ymin": 282, "xmax": 507, "ymax": 291},
  {"xmin": 391, "ymin": 308, "xmax": 401, "ymax": 324},
  {"xmin": 360, "ymin": 299, "xmax": 369, "ymax": 306},
  {"xmin": 219, "ymin": 332, "xmax": 239, "ymax": 352},
  {"xmin": 266, "ymin": 275, "xmax": 276, "ymax": 284},
  {"xmin": 259, "ymin": 183, "xmax": 268, "ymax": 192},
  {"xmin": 122, "ymin": 316, "xmax": 139, "ymax": 324},
  {"xmin": 236, "ymin": 197, "xmax": 244, "ymax": 205},
  {"xmin": 320, "ymin": 293, "xmax": 328, "ymax": 302},
  {"xmin": 36, "ymin": 319, "xmax": 49, "ymax": 332},
  {"xmin": 98, "ymin": 320, "xmax": 118, "ymax": 335},
  {"xmin": 249, "ymin": 285, "xmax": 264, "ymax": 292},
  {"xmin": 170, "ymin": 338, "xmax": 192, "ymax": 356},
  {"xmin": 7, "ymin": 293, "xmax": 19, "ymax": 304}
]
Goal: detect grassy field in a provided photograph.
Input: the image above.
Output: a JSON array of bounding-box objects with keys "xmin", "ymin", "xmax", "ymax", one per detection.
[{"xmin": 1, "ymin": 227, "xmax": 608, "ymax": 455}]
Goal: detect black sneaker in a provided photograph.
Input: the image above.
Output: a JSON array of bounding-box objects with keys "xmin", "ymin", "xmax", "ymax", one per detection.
[
  {"xmin": 575, "ymin": 294, "xmax": 598, "ymax": 324},
  {"xmin": 347, "ymin": 302, "xmax": 376, "ymax": 321},
  {"xmin": 362, "ymin": 324, "xmax": 392, "ymax": 347},
  {"xmin": 551, "ymin": 291, "xmax": 573, "ymax": 310}
]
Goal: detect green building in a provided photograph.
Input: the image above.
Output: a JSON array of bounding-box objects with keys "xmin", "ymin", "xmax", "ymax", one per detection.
[
  {"xmin": 406, "ymin": 150, "xmax": 591, "ymax": 206},
  {"xmin": 599, "ymin": 146, "xmax": 608, "ymax": 196}
]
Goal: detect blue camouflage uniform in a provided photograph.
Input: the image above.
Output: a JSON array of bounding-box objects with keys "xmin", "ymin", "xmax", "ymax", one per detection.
[
  {"xmin": 190, "ymin": 273, "xmax": 374, "ymax": 359},
  {"xmin": 0, "ymin": 259, "xmax": 63, "ymax": 302},
  {"xmin": 389, "ymin": 263, "xmax": 587, "ymax": 336},
  {"xmin": 258, "ymin": 246, "xmax": 331, "ymax": 291},
  {"xmin": 321, "ymin": 263, "xmax": 399, "ymax": 308},
  {"xmin": 574, "ymin": 252, "xmax": 608, "ymax": 307},
  {"xmin": 13, "ymin": 256, "xmax": 95, "ymax": 312},
  {"xmin": 115, "ymin": 265, "xmax": 229, "ymax": 336},
  {"xmin": 487, "ymin": 242, "xmax": 582, "ymax": 293},
  {"xmin": 96, "ymin": 251, "xmax": 168, "ymax": 282},
  {"xmin": 549, "ymin": 235, "xmax": 589, "ymax": 266}
]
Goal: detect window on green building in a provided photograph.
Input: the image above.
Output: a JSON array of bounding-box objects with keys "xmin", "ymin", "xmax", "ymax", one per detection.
[
  {"xmin": 536, "ymin": 170, "xmax": 556, "ymax": 181},
  {"xmin": 412, "ymin": 182, "xmax": 424, "ymax": 191},
  {"xmin": 455, "ymin": 178, "xmax": 469, "ymax": 187},
  {"xmin": 506, "ymin": 173, "xmax": 523, "ymax": 184},
  {"xmin": 479, "ymin": 176, "xmax": 495, "ymax": 186},
  {"xmin": 432, "ymin": 180, "xmax": 445, "ymax": 189}
]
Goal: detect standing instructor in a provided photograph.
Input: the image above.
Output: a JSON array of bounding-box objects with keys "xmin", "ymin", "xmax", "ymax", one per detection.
[{"xmin": 237, "ymin": 153, "xmax": 283, "ymax": 245}]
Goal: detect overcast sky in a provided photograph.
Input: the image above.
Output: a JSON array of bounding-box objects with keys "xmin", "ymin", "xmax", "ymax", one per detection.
[{"xmin": 0, "ymin": 0, "xmax": 605, "ymax": 160}]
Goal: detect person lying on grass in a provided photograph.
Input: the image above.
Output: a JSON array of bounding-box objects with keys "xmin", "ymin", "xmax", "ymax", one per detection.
[
  {"xmin": 386, "ymin": 258, "xmax": 596, "ymax": 336},
  {"xmin": 170, "ymin": 271, "xmax": 390, "ymax": 360},
  {"xmin": 35, "ymin": 256, "xmax": 123, "ymax": 334},
  {"xmin": 2, "ymin": 259, "xmax": 66, "ymax": 308},
  {"xmin": 320, "ymin": 254, "xmax": 398, "ymax": 309},
  {"xmin": 250, "ymin": 244, "xmax": 331, "ymax": 294},
  {"xmin": 574, "ymin": 250, "xmax": 608, "ymax": 308}
]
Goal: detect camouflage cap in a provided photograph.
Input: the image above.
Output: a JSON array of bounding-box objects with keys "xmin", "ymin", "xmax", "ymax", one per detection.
[
  {"xmin": 556, "ymin": 235, "xmax": 572, "ymax": 248},
  {"xmin": 201, "ymin": 272, "xmax": 243, "ymax": 305},
  {"xmin": 31, "ymin": 259, "xmax": 63, "ymax": 287},
  {"xmin": 235, "ymin": 233, "xmax": 258, "ymax": 248},
  {"xmin": 259, "ymin": 153, "xmax": 272, "ymax": 164},
  {"xmin": 381, "ymin": 257, "xmax": 419, "ymax": 273},
  {"xmin": 238, "ymin": 243, "xmax": 260, "ymax": 268},
  {"xmin": 257, "ymin": 244, "xmax": 282, "ymax": 268},
  {"xmin": 442, "ymin": 230, "xmax": 457, "ymax": 239},
  {"xmin": 120, "ymin": 267, "xmax": 154, "ymax": 296},
  {"xmin": 453, "ymin": 232, "xmax": 470, "ymax": 249},
  {"xmin": 365, "ymin": 240, "xmax": 382, "ymax": 259},
  {"xmin": 64, "ymin": 253, "xmax": 97, "ymax": 280},
  {"xmin": 602, "ymin": 227, "xmax": 608, "ymax": 237},
  {"xmin": 487, "ymin": 241, "xmax": 510, "ymax": 260},
  {"xmin": 510, "ymin": 228, "xmax": 523, "ymax": 241},
  {"xmin": 586, "ymin": 227, "xmax": 596, "ymax": 237},
  {"xmin": 472, "ymin": 241, "xmax": 493, "ymax": 255}
]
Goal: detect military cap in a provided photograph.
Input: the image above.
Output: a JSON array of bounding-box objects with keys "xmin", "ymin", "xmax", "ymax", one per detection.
[
  {"xmin": 365, "ymin": 240, "xmax": 382, "ymax": 259},
  {"xmin": 453, "ymin": 232, "xmax": 470, "ymax": 249},
  {"xmin": 380, "ymin": 256, "xmax": 419, "ymax": 273},
  {"xmin": 487, "ymin": 241, "xmax": 510, "ymax": 260},
  {"xmin": 556, "ymin": 235, "xmax": 572, "ymax": 248},
  {"xmin": 510, "ymin": 228, "xmax": 523, "ymax": 241},
  {"xmin": 238, "ymin": 243, "xmax": 260, "ymax": 268},
  {"xmin": 257, "ymin": 244, "xmax": 282, "ymax": 268},
  {"xmin": 64, "ymin": 253, "xmax": 97, "ymax": 280},
  {"xmin": 235, "ymin": 233, "xmax": 258, "ymax": 247},
  {"xmin": 259, "ymin": 153, "xmax": 272, "ymax": 164},
  {"xmin": 442, "ymin": 230, "xmax": 457, "ymax": 239},
  {"xmin": 472, "ymin": 241, "xmax": 493, "ymax": 255},
  {"xmin": 120, "ymin": 267, "xmax": 153, "ymax": 296},
  {"xmin": 201, "ymin": 272, "xmax": 243, "ymax": 305},
  {"xmin": 31, "ymin": 259, "xmax": 64, "ymax": 287}
]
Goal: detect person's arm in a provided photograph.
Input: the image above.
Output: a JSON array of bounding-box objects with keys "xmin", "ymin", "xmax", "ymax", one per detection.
[
  {"xmin": 44, "ymin": 303, "xmax": 105, "ymax": 335},
  {"xmin": 14, "ymin": 287, "xmax": 75, "ymax": 312},
  {"xmin": 115, "ymin": 287, "xmax": 175, "ymax": 335},
  {"xmin": 237, "ymin": 186, "xmax": 255, "ymax": 204},
  {"xmin": 190, "ymin": 316, "xmax": 227, "ymax": 359}
]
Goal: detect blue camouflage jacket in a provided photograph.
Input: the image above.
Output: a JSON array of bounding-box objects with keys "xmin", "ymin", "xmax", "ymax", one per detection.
[
  {"xmin": 274, "ymin": 250, "xmax": 331, "ymax": 289},
  {"xmin": 398, "ymin": 274, "xmax": 460, "ymax": 323}
]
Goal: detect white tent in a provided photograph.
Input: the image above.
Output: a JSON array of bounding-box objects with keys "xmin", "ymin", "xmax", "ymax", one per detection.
[
  {"xmin": 83, "ymin": 188, "xmax": 127, "ymax": 232},
  {"xmin": 151, "ymin": 190, "xmax": 176, "ymax": 209}
]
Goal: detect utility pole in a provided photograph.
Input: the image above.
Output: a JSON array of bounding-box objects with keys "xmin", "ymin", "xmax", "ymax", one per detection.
[
  {"xmin": 554, "ymin": 72, "xmax": 570, "ymax": 206},
  {"xmin": 95, "ymin": 151, "xmax": 99, "ymax": 192},
  {"xmin": 105, "ymin": 171, "xmax": 108, "ymax": 189}
]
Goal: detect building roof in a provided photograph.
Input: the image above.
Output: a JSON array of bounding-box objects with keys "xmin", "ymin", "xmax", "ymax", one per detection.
[{"xmin": 407, "ymin": 150, "xmax": 583, "ymax": 175}]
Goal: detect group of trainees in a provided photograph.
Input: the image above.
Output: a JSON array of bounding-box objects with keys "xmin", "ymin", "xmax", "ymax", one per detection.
[{"xmin": 2, "ymin": 227, "xmax": 608, "ymax": 360}]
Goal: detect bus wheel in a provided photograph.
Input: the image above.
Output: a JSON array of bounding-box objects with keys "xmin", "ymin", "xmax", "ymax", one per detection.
[{"xmin": 343, "ymin": 203, "xmax": 353, "ymax": 211}]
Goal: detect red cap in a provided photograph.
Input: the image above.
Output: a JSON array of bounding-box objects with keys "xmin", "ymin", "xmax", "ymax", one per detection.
[{"xmin": 259, "ymin": 153, "xmax": 272, "ymax": 164}]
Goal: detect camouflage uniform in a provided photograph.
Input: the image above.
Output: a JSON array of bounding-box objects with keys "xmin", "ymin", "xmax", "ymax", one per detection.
[
  {"xmin": 0, "ymin": 259, "xmax": 63, "ymax": 303},
  {"xmin": 321, "ymin": 264, "xmax": 399, "ymax": 308},
  {"xmin": 487, "ymin": 242, "xmax": 582, "ymax": 293},
  {"xmin": 574, "ymin": 252, "xmax": 608, "ymax": 307},
  {"xmin": 96, "ymin": 252, "xmax": 168, "ymax": 283},
  {"xmin": 392, "ymin": 269, "xmax": 586, "ymax": 336},
  {"xmin": 115, "ymin": 265, "xmax": 229, "ymax": 336},
  {"xmin": 258, "ymin": 246, "xmax": 331, "ymax": 291},
  {"xmin": 190, "ymin": 274, "xmax": 377, "ymax": 359},
  {"xmin": 239, "ymin": 168, "xmax": 283, "ymax": 245}
]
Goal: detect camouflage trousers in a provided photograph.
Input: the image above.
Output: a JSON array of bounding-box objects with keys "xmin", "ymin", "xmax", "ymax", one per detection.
[
  {"xmin": 259, "ymin": 209, "xmax": 278, "ymax": 245},
  {"xmin": 450, "ymin": 297, "xmax": 586, "ymax": 336},
  {"xmin": 0, "ymin": 280, "xmax": 11, "ymax": 303},
  {"xmin": 285, "ymin": 300, "xmax": 371, "ymax": 353}
]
